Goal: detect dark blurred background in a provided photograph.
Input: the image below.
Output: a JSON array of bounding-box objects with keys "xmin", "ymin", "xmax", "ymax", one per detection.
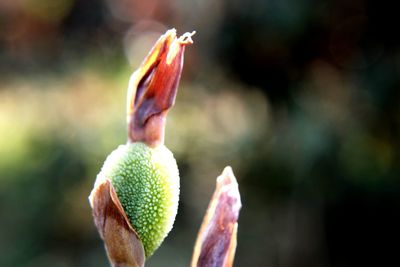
[{"xmin": 1, "ymin": 0, "xmax": 399, "ymax": 266}]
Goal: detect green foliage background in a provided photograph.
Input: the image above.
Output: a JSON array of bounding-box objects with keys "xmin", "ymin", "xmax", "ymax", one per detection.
[{"xmin": 1, "ymin": 0, "xmax": 399, "ymax": 266}]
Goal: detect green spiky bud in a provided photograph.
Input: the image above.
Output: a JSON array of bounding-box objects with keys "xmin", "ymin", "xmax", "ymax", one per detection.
[
  {"xmin": 89, "ymin": 29, "xmax": 194, "ymax": 267},
  {"xmin": 97, "ymin": 143, "xmax": 179, "ymax": 257}
]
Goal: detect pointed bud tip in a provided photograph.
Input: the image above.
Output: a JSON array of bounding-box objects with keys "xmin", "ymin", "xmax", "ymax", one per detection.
[{"xmin": 219, "ymin": 166, "xmax": 235, "ymax": 183}]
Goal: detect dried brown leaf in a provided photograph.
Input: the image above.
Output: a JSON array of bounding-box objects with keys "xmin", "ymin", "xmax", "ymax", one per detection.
[{"xmin": 89, "ymin": 179, "xmax": 145, "ymax": 267}]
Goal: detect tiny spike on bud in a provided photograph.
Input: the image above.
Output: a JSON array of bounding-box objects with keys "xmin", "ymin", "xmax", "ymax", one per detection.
[{"xmin": 191, "ymin": 167, "xmax": 242, "ymax": 267}]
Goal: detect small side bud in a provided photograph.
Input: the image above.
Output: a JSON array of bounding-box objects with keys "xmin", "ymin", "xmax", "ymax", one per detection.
[{"xmin": 191, "ymin": 167, "xmax": 242, "ymax": 267}]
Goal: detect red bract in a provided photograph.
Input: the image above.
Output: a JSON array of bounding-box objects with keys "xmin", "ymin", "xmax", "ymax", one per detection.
[{"xmin": 127, "ymin": 29, "xmax": 194, "ymax": 147}]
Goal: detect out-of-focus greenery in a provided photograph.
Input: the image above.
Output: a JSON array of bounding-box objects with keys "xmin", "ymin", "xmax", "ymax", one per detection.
[{"xmin": 1, "ymin": 0, "xmax": 399, "ymax": 266}]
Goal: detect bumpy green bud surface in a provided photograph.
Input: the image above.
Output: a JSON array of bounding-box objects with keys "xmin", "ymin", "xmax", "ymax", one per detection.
[{"xmin": 97, "ymin": 142, "xmax": 180, "ymax": 258}]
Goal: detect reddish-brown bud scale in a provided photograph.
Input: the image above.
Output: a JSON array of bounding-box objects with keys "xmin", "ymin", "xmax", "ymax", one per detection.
[
  {"xmin": 191, "ymin": 167, "xmax": 242, "ymax": 267},
  {"xmin": 127, "ymin": 29, "xmax": 195, "ymax": 147}
]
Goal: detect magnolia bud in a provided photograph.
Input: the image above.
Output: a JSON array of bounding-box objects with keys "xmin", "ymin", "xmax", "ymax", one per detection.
[{"xmin": 89, "ymin": 29, "xmax": 194, "ymax": 266}]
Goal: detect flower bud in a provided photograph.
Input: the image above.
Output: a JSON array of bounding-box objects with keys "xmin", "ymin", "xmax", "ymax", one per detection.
[
  {"xmin": 127, "ymin": 28, "xmax": 195, "ymax": 147},
  {"xmin": 191, "ymin": 167, "xmax": 242, "ymax": 267},
  {"xmin": 89, "ymin": 29, "xmax": 194, "ymax": 266}
]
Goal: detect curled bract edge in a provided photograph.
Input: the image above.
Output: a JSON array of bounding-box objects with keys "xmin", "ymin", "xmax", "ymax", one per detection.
[
  {"xmin": 191, "ymin": 166, "xmax": 242, "ymax": 267},
  {"xmin": 89, "ymin": 177, "xmax": 145, "ymax": 267}
]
